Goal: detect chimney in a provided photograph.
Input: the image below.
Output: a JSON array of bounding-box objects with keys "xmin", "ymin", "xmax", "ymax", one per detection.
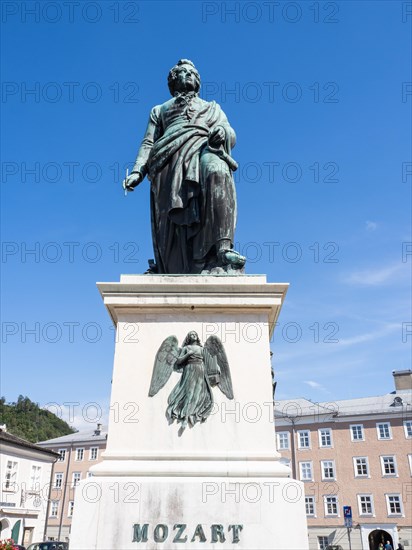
[
  {"xmin": 392, "ymin": 370, "xmax": 412, "ymax": 391},
  {"xmin": 95, "ymin": 423, "xmax": 102, "ymax": 435}
]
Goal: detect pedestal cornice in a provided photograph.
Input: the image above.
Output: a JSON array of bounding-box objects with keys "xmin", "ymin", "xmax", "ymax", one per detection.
[{"xmin": 97, "ymin": 275, "xmax": 288, "ymax": 338}]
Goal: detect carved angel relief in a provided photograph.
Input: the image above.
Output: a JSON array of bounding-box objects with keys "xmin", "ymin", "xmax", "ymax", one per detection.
[{"xmin": 148, "ymin": 331, "xmax": 234, "ymax": 429}]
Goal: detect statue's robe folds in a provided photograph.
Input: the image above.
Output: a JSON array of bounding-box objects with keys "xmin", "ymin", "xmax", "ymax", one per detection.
[
  {"xmin": 132, "ymin": 95, "xmax": 237, "ymax": 274},
  {"xmin": 166, "ymin": 350, "xmax": 214, "ymax": 428}
]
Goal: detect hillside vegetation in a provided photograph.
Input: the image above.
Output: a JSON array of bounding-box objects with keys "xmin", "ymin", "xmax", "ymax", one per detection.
[{"xmin": 0, "ymin": 395, "xmax": 76, "ymax": 443}]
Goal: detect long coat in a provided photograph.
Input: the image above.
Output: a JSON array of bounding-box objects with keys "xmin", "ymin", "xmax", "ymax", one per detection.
[{"xmin": 132, "ymin": 94, "xmax": 237, "ymax": 274}]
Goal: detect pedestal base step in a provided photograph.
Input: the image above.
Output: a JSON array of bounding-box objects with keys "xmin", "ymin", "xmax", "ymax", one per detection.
[{"xmin": 70, "ymin": 476, "xmax": 308, "ymax": 550}]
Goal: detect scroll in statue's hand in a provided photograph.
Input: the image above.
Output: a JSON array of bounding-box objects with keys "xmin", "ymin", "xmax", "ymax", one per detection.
[
  {"xmin": 123, "ymin": 172, "xmax": 143, "ymax": 192},
  {"xmin": 208, "ymin": 126, "xmax": 225, "ymax": 148}
]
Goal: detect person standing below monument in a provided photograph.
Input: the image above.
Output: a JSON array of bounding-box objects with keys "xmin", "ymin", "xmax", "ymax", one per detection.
[{"xmin": 123, "ymin": 59, "xmax": 245, "ymax": 274}]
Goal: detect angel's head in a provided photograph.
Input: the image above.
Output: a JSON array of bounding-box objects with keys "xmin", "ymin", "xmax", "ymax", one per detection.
[{"xmin": 183, "ymin": 331, "xmax": 201, "ymax": 346}]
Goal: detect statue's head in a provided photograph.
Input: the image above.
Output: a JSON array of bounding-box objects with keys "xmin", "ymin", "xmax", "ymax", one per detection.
[
  {"xmin": 183, "ymin": 331, "xmax": 201, "ymax": 346},
  {"xmin": 168, "ymin": 59, "xmax": 201, "ymax": 96}
]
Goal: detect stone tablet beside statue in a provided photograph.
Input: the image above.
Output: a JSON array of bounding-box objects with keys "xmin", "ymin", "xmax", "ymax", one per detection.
[{"xmin": 123, "ymin": 59, "xmax": 246, "ymax": 275}]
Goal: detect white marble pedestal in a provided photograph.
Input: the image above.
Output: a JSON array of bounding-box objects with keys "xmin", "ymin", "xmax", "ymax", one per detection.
[{"xmin": 69, "ymin": 275, "xmax": 308, "ymax": 550}]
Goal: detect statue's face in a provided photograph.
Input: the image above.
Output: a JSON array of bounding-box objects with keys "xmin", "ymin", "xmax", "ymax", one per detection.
[
  {"xmin": 174, "ymin": 64, "xmax": 198, "ymax": 93},
  {"xmin": 188, "ymin": 331, "xmax": 198, "ymax": 342}
]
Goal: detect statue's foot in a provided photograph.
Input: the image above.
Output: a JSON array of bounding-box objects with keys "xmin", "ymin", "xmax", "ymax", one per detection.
[
  {"xmin": 217, "ymin": 249, "xmax": 246, "ymax": 269},
  {"xmin": 144, "ymin": 259, "xmax": 158, "ymax": 274}
]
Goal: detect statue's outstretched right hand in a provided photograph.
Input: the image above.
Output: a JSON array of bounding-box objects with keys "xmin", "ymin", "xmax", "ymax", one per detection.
[{"xmin": 123, "ymin": 171, "xmax": 143, "ymax": 192}]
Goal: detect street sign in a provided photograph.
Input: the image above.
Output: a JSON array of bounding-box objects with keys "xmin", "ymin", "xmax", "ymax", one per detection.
[
  {"xmin": 344, "ymin": 517, "xmax": 353, "ymax": 528},
  {"xmin": 343, "ymin": 506, "xmax": 352, "ymax": 528},
  {"xmin": 343, "ymin": 506, "xmax": 352, "ymax": 518}
]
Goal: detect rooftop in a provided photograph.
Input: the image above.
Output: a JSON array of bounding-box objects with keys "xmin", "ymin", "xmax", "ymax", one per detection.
[
  {"xmin": 274, "ymin": 390, "xmax": 412, "ymax": 420},
  {"xmin": 0, "ymin": 428, "xmax": 60, "ymax": 458},
  {"xmin": 37, "ymin": 425, "xmax": 108, "ymax": 446}
]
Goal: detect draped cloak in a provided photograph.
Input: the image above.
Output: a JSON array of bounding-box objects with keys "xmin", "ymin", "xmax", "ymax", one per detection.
[
  {"xmin": 132, "ymin": 95, "xmax": 237, "ymax": 274},
  {"xmin": 166, "ymin": 347, "xmax": 213, "ymax": 428}
]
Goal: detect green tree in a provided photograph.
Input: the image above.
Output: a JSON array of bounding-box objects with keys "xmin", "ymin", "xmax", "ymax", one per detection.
[{"xmin": 0, "ymin": 396, "xmax": 76, "ymax": 442}]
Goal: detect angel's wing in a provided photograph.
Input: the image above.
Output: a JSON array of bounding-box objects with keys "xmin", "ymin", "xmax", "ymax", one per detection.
[
  {"xmin": 148, "ymin": 336, "xmax": 179, "ymax": 397},
  {"xmin": 204, "ymin": 335, "xmax": 234, "ymax": 400}
]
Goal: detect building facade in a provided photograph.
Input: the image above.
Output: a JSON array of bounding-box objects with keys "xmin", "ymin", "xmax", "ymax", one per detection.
[
  {"xmin": 274, "ymin": 370, "xmax": 412, "ymax": 550},
  {"xmin": 0, "ymin": 428, "xmax": 59, "ymax": 547},
  {"xmin": 37, "ymin": 424, "xmax": 107, "ymax": 542}
]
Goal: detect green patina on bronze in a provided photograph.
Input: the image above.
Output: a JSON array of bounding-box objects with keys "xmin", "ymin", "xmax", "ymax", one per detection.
[
  {"xmin": 148, "ymin": 331, "xmax": 234, "ymax": 431},
  {"xmin": 123, "ymin": 59, "xmax": 245, "ymax": 275}
]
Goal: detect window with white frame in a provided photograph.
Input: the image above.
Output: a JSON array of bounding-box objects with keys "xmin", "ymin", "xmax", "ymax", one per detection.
[
  {"xmin": 4, "ymin": 460, "xmax": 18, "ymax": 490},
  {"xmin": 89, "ymin": 447, "xmax": 98, "ymax": 460},
  {"xmin": 377, "ymin": 422, "xmax": 391, "ymax": 440},
  {"xmin": 350, "ymin": 424, "xmax": 364, "ymax": 441},
  {"xmin": 324, "ymin": 495, "xmax": 338, "ymax": 515},
  {"xmin": 305, "ymin": 496, "xmax": 316, "ymax": 516},
  {"xmin": 276, "ymin": 431, "xmax": 290, "ymax": 450},
  {"xmin": 297, "ymin": 430, "xmax": 311, "ymax": 449},
  {"xmin": 50, "ymin": 501, "xmax": 59, "ymax": 517},
  {"xmin": 381, "ymin": 455, "xmax": 397, "ymax": 476},
  {"xmin": 30, "ymin": 465, "xmax": 41, "ymax": 490},
  {"xmin": 58, "ymin": 449, "xmax": 66, "ymax": 462},
  {"xmin": 321, "ymin": 460, "xmax": 335, "ymax": 480},
  {"xmin": 54, "ymin": 472, "xmax": 63, "ymax": 488},
  {"xmin": 358, "ymin": 494, "xmax": 374, "ymax": 515},
  {"xmin": 319, "ymin": 428, "xmax": 332, "ymax": 447},
  {"xmin": 299, "ymin": 461, "xmax": 313, "ymax": 481},
  {"xmin": 75, "ymin": 448, "xmax": 84, "ymax": 461},
  {"xmin": 353, "ymin": 456, "xmax": 369, "ymax": 477},
  {"xmin": 72, "ymin": 472, "xmax": 81, "ymax": 487},
  {"xmin": 68, "ymin": 501, "xmax": 74, "ymax": 517},
  {"xmin": 404, "ymin": 420, "xmax": 412, "ymax": 438},
  {"xmin": 386, "ymin": 494, "xmax": 402, "ymax": 515},
  {"xmin": 318, "ymin": 536, "xmax": 329, "ymax": 550}
]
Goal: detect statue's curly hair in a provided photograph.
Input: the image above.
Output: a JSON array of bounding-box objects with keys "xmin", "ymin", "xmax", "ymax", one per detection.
[
  {"xmin": 182, "ymin": 331, "xmax": 201, "ymax": 347},
  {"xmin": 168, "ymin": 59, "xmax": 201, "ymax": 96}
]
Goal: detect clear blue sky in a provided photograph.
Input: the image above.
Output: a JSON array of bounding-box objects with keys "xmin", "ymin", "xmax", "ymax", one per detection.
[{"xmin": 1, "ymin": 1, "xmax": 411, "ymax": 429}]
